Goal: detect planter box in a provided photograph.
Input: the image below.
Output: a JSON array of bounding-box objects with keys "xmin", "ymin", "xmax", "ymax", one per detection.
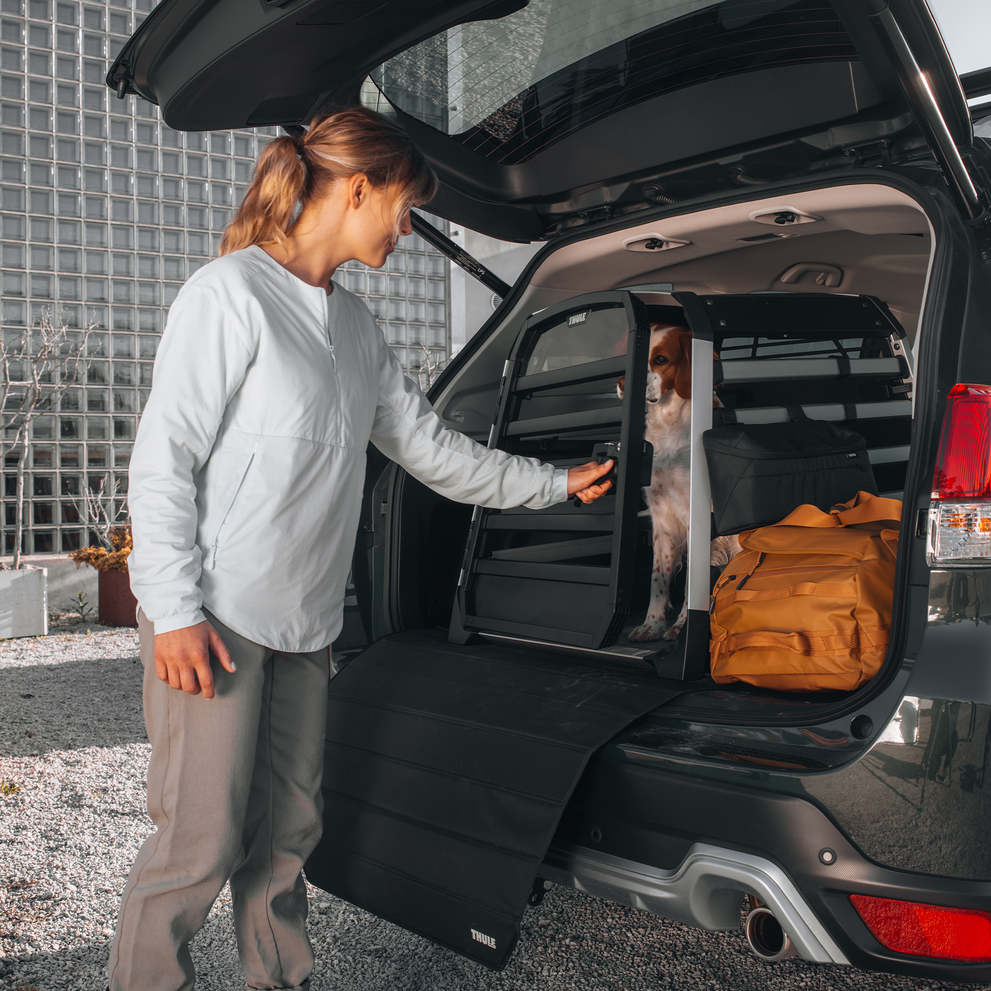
[
  {"xmin": 98, "ymin": 569, "xmax": 138, "ymax": 627},
  {"xmin": 0, "ymin": 568, "xmax": 47, "ymax": 637}
]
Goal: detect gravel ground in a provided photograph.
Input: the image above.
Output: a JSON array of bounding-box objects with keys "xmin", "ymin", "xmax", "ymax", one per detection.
[{"xmin": 0, "ymin": 627, "xmax": 984, "ymax": 991}]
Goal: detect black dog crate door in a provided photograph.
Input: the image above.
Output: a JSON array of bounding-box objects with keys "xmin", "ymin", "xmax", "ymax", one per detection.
[{"xmin": 451, "ymin": 292, "xmax": 650, "ymax": 651}]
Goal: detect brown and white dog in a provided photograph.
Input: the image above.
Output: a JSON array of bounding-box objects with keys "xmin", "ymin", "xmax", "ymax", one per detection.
[{"xmin": 619, "ymin": 322, "xmax": 739, "ymax": 642}]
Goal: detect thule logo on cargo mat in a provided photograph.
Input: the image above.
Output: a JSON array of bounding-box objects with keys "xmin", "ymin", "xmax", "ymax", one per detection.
[
  {"xmin": 568, "ymin": 310, "xmax": 589, "ymax": 326},
  {"xmin": 471, "ymin": 928, "xmax": 497, "ymax": 949}
]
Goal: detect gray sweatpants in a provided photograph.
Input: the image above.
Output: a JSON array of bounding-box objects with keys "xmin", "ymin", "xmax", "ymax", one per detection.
[{"xmin": 108, "ymin": 609, "xmax": 330, "ymax": 991}]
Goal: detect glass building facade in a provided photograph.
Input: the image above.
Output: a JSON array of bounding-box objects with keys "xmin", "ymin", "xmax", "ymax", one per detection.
[{"xmin": 0, "ymin": 0, "xmax": 451, "ymax": 555}]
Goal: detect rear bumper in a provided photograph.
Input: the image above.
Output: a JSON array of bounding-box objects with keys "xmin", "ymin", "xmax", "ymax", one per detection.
[
  {"xmin": 542, "ymin": 840, "xmax": 849, "ymax": 964},
  {"xmin": 551, "ymin": 756, "xmax": 991, "ymax": 982}
]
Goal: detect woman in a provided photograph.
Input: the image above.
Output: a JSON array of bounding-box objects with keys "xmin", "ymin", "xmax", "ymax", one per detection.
[{"xmin": 108, "ymin": 106, "xmax": 613, "ymax": 991}]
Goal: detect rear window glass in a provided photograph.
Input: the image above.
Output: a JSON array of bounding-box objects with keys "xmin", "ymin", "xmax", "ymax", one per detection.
[
  {"xmin": 363, "ymin": 0, "xmax": 856, "ymax": 165},
  {"xmin": 926, "ymin": 0, "xmax": 990, "ymax": 77}
]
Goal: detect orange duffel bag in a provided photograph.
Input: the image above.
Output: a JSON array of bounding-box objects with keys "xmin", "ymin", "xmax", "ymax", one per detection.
[{"xmin": 709, "ymin": 491, "xmax": 902, "ymax": 692}]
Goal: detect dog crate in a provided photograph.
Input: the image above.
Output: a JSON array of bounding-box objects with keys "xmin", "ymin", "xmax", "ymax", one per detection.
[{"xmin": 449, "ymin": 290, "xmax": 914, "ymax": 680}]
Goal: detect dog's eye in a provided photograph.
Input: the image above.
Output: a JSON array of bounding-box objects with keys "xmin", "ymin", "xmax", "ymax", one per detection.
[{"xmin": 653, "ymin": 355, "xmax": 668, "ymax": 366}]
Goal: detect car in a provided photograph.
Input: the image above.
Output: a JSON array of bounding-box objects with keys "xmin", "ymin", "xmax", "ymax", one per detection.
[{"xmin": 110, "ymin": 0, "xmax": 991, "ymax": 983}]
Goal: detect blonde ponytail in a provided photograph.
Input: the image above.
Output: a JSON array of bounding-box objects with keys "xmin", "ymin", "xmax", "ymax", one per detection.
[{"xmin": 220, "ymin": 106, "xmax": 437, "ymax": 257}]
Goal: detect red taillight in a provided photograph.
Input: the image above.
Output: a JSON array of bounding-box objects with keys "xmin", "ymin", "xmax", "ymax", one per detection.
[
  {"xmin": 850, "ymin": 894, "xmax": 991, "ymax": 962},
  {"xmin": 932, "ymin": 383, "xmax": 991, "ymax": 499},
  {"xmin": 928, "ymin": 385, "xmax": 991, "ymax": 566}
]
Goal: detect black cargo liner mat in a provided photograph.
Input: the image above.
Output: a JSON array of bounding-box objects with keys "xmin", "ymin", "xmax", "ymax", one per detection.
[{"xmin": 304, "ymin": 629, "xmax": 683, "ymax": 969}]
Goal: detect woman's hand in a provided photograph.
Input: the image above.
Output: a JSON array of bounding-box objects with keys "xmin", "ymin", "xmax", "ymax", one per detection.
[
  {"xmin": 567, "ymin": 459, "xmax": 615, "ymax": 504},
  {"xmin": 155, "ymin": 621, "xmax": 236, "ymax": 699}
]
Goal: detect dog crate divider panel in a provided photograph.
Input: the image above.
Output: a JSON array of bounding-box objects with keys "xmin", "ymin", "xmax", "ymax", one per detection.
[
  {"xmin": 451, "ymin": 291, "xmax": 650, "ymax": 652},
  {"xmin": 504, "ymin": 406, "xmax": 625, "ymax": 438},
  {"xmin": 675, "ymin": 293, "xmax": 718, "ymax": 621},
  {"xmin": 488, "ymin": 534, "xmax": 615, "ymax": 562},
  {"xmin": 720, "ymin": 356, "xmax": 907, "ymax": 383},
  {"xmin": 725, "ymin": 401, "xmax": 915, "ymax": 424},
  {"xmin": 485, "ymin": 513, "xmax": 616, "ymax": 530},
  {"xmin": 642, "ymin": 292, "xmax": 718, "ymax": 680},
  {"xmin": 474, "ymin": 560, "xmax": 612, "ymax": 583}
]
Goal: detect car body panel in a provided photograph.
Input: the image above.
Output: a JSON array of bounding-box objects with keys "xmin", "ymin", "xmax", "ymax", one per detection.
[{"xmin": 550, "ymin": 753, "xmax": 991, "ymax": 981}]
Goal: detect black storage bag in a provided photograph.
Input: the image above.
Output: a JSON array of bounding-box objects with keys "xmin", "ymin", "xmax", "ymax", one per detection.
[{"xmin": 703, "ymin": 420, "xmax": 878, "ymax": 535}]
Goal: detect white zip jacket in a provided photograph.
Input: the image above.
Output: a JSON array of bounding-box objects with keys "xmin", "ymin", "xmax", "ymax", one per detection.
[{"xmin": 128, "ymin": 246, "xmax": 569, "ymax": 652}]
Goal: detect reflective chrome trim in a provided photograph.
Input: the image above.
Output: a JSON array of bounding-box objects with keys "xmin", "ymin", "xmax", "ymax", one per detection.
[
  {"xmin": 687, "ymin": 335, "xmax": 714, "ymax": 612},
  {"xmin": 870, "ymin": 6, "xmax": 983, "ymax": 221},
  {"xmin": 480, "ymin": 631, "xmax": 655, "ymax": 666},
  {"xmin": 540, "ymin": 841, "xmax": 850, "ymax": 965}
]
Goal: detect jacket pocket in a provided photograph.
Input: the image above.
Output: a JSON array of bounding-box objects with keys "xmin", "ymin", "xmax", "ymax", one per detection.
[{"xmin": 204, "ymin": 452, "xmax": 254, "ymax": 570}]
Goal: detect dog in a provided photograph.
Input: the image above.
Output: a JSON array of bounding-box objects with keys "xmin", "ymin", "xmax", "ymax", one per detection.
[{"xmin": 619, "ymin": 322, "xmax": 740, "ymax": 642}]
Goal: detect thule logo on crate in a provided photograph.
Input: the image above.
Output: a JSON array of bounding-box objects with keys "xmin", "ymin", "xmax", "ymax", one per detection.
[
  {"xmin": 471, "ymin": 928, "xmax": 497, "ymax": 949},
  {"xmin": 568, "ymin": 310, "xmax": 589, "ymax": 326}
]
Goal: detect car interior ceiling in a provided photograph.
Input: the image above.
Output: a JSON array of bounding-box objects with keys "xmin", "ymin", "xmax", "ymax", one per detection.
[
  {"xmin": 394, "ymin": 180, "xmax": 932, "ymax": 713},
  {"xmin": 434, "ymin": 182, "xmax": 932, "ymax": 437}
]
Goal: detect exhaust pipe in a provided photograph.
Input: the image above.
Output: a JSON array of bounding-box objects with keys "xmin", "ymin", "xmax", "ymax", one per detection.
[{"xmin": 745, "ymin": 906, "xmax": 799, "ymax": 962}]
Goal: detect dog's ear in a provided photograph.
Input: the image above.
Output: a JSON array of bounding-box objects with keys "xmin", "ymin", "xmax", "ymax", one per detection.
[
  {"xmin": 674, "ymin": 330, "xmax": 692, "ymax": 400},
  {"xmin": 617, "ymin": 375, "xmax": 626, "ymax": 399}
]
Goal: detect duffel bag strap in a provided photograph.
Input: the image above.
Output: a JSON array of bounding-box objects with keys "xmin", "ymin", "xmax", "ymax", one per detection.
[
  {"xmin": 714, "ymin": 581, "xmax": 858, "ymax": 611},
  {"xmin": 711, "ymin": 625, "xmax": 890, "ymax": 658},
  {"xmin": 831, "ymin": 493, "xmax": 902, "ymax": 527},
  {"xmin": 774, "ymin": 492, "xmax": 902, "ymax": 530},
  {"xmin": 773, "ymin": 504, "xmax": 842, "ymax": 529}
]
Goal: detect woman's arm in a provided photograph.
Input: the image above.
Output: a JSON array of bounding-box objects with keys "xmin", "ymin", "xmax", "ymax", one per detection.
[
  {"xmin": 128, "ymin": 286, "xmax": 253, "ymax": 695},
  {"xmin": 370, "ymin": 338, "xmax": 611, "ymax": 509}
]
